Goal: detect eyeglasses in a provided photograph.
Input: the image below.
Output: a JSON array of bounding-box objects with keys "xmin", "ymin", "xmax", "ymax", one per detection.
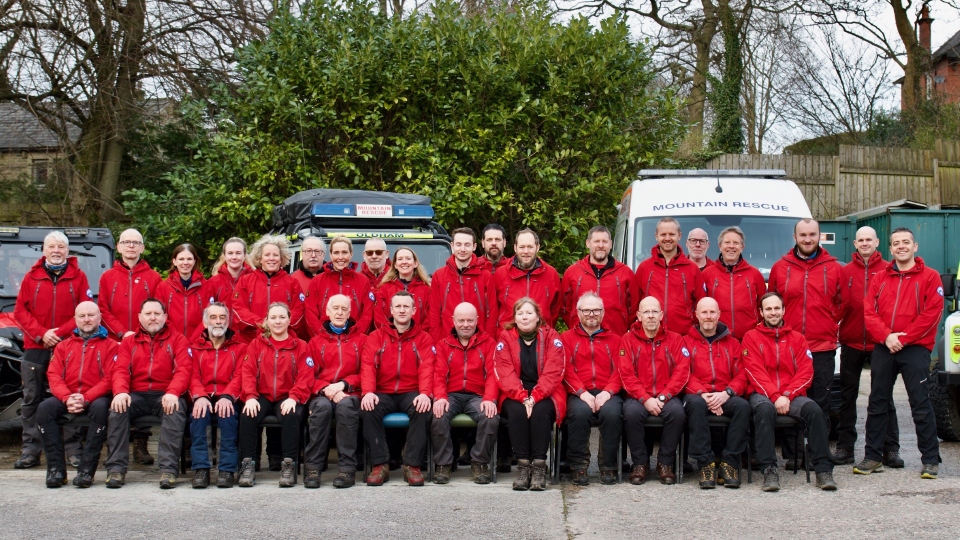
[
  {"xmin": 364, "ymin": 250, "xmax": 386, "ymax": 256},
  {"xmin": 687, "ymin": 239, "xmax": 708, "ymax": 245},
  {"xmin": 118, "ymin": 240, "xmax": 143, "ymax": 246},
  {"xmin": 302, "ymin": 249, "xmax": 324, "ymax": 256},
  {"xmin": 577, "ymin": 308, "xmax": 603, "ymax": 316}
]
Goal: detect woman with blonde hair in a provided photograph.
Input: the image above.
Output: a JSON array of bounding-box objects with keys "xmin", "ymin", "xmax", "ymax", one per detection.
[
  {"xmin": 232, "ymin": 234, "xmax": 305, "ymax": 344},
  {"xmin": 374, "ymin": 247, "xmax": 432, "ymax": 334}
]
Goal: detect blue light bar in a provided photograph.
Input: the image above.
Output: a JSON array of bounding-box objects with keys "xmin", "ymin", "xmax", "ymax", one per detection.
[
  {"xmin": 393, "ymin": 205, "xmax": 434, "ymax": 218},
  {"xmin": 312, "ymin": 204, "xmax": 356, "ymax": 216}
]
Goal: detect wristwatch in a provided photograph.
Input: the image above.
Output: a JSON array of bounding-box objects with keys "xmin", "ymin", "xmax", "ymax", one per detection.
[
  {"xmin": 657, "ymin": 395, "xmax": 666, "ymax": 403},
  {"xmin": 725, "ymin": 387, "xmax": 735, "ymax": 398}
]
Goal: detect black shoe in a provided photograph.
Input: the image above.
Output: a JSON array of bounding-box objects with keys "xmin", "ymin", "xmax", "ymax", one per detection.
[
  {"xmin": 457, "ymin": 452, "xmax": 472, "ymax": 467},
  {"xmin": 388, "ymin": 457, "xmax": 402, "ymax": 471},
  {"xmin": 238, "ymin": 458, "xmax": 256, "ymax": 487},
  {"xmin": 784, "ymin": 458, "xmax": 805, "ymax": 471},
  {"xmin": 217, "ymin": 471, "xmax": 235, "ymax": 488},
  {"xmin": 268, "ymin": 456, "xmax": 282, "ymax": 472},
  {"xmin": 46, "ymin": 469, "xmax": 68, "ymax": 488},
  {"xmin": 559, "ymin": 460, "xmax": 571, "ymax": 474},
  {"xmin": 133, "ymin": 438, "xmax": 154, "ymax": 466},
  {"xmin": 883, "ymin": 451, "xmax": 905, "ymax": 469},
  {"xmin": 831, "ymin": 448, "xmax": 855, "ymax": 465},
  {"xmin": 192, "ymin": 469, "xmax": 210, "ymax": 489},
  {"xmin": 719, "ymin": 462, "xmax": 741, "ymax": 489},
  {"xmin": 682, "ymin": 459, "xmax": 695, "ymax": 474},
  {"xmin": 571, "ymin": 467, "xmax": 589, "ymax": 486},
  {"xmin": 105, "ymin": 472, "xmax": 125, "ymax": 488},
  {"xmin": 816, "ymin": 471, "xmax": 838, "ymax": 490},
  {"xmin": 304, "ymin": 468, "xmax": 321, "ymax": 489},
  {"xmin": 698, "ymin": 464, "xmax": 717, "ymax": 489},
  {"xmin": 600, "ymin": 469, "xmax": 617, "ymax": 485},
  {"xmin": 14, "ymin": 454, "xmax": 40, "ymax": 469},
  {"xmin": 761, "ymin": 466, "xmax": 780, "ymax": 492},
  {"xmin": 333, "ymin": 471, "xmax": 356, "ymax": 488},
  {"xmin": 159, "ymin": 472, "xmax": 177, "ymax": 489},
  {"xmin": 68, "ymin": 455, "xmax": 81, "ymax": 469},
  {"xmin": 73, "ymin": 471, "xmax": 94, "ymax": 488}
]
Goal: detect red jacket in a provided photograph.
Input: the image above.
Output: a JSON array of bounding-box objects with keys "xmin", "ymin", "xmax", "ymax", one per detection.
[
  {"xmin": 767, "ymin": 247, "xmax": 842, "ymax": 352},
  {"xmin": 240, "ymin": 334, "xmax": 314, "ymax": 403},
  {"xmin": 864, "ymin": 256, "xmax": 944, "ymax": 352},
  {"xmin": 47, "ymin": 327, "xmax": 117, "ymax": 404},
  {"xmin": 429, "ymin": 255, "xmax": 499, "ymax": 343},
  {"xmin": 155, "ymin": 270, "xmax": 207, "ymax": 339},
  {"xmin": 374, "ymin": 276, "xmax": 432, "ymax": 335},
  {"xmin": 360, "ymin": 260, "xmax": 390, "ymax": 294},
  {"xmin": 633, "ymin": 247, "xmax": 706, "ymax": 335},
  {"xmin": 683, "ymin": 324, "xmax": 747, "ymax": 395},
  {"xmin": 306, "ymin": 263, "xmax": 374, "ymax": 336},
  {"xmin": 232, "ymin": 268, "xmax": 305, "ymax": 344},
  {"xmin": 494, "ymin": 259, "xmax": 562, "ymax": 330},
  {"xmin": 742, "ymin": 322, "xmax": 813, "ymax": 402},
  {"xmin": 561, "ymin": 257, "xmax": 638, "ymax": 337},
  {"xmin": 494, "ymin": 326, "xmax": 566, "ymax": 424},
  {"xmin": 14, "ymin": 257, "xmax": 91, "ymax": 350},
  {"xmin": 479, "ymin": 256, "xmax": 510, "ymax": 275},
  {"xmin": 188, "ymin": 330, "xmax": 246, "ymax": 401},
  {"xmin": 306, "ymin": 321, "xmax": 367, "ymax": 396},
  {"xmin": 113, "ymin": 324, "xmax": 193, "ymax": 396},
  {"xmin": 560, "ymin": 325, "xmax": 621, "ymax": 395},
  {"xmin": 433, "ymin": 330, "xmax": 498, "ymax": 403},
  {"xmin": 360, "ymin": 322, "xmax": 435, "ymax": 395},
  {"xmin": 206, "ymin": 263, "xmax": 253, "ymax": 305},
  {"xmin": 98, "ymin": 259, "xmax": 162, "ymax": 340},
  {"xmin": 839, "ymin": 251, "xmax": 885, "ymax": 351},
  {"xmin": 702, "ymin": 257, "xmax": 765, "ymax": 341},
  {"xmin": 617, "ymin": 323, "xmax": 690, "ymax": 401}
]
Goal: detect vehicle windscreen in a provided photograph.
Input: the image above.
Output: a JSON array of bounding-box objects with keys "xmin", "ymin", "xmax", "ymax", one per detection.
[
  {"xmin": 0, "ymin": 242, "xmax": 113, "ymax": 298},
  {"xmin": 292, "ymin": 240, "xmax": 452, "ymax": 276},
  {"xmin": 633, "ymin": 215, "xmax": 799, "ymax": 279}
]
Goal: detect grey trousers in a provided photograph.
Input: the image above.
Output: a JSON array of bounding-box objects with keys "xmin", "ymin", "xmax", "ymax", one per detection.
[
  {"xmin": 105, "ymin": 391, "xmax": 187, "ymax": 475},
  {"xmin": 431, "ymin": 392, "xmax": 499, "ymax": 466}
]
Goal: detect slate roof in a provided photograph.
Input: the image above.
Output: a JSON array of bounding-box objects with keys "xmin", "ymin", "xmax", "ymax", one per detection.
[
  {"xmin": 0, "ymin": 102, "xmax": 79, "ymax": 151},
  {"xmin": 932, "ymin": 28, "xmax": 960, "ymax": 64}
]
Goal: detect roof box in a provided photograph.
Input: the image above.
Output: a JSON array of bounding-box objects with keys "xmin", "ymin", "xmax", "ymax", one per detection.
[{"xmin": 272, "ymin": 189, "xmax": 435, "ymax": 229}]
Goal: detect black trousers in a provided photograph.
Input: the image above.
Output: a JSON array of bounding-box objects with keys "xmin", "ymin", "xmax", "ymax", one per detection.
[
  {"xmin": 749, "ymin": 393, "xmax": 833, "ymax": 473},
  {"xmin": 837, "ymin": 345, "xmax": 899, "ymax": 453},
  {"xmin": 564, "ymin": 391, "xmax": 623, "ymax": 470},
  {"xmin": 238, "ymin": 397, "xmax": 305, "ymax": 461},
  {"xmin": 864, "ymin": 344, "xmax": 939, "ymax": 464},
  {"xmin": 37, "ymin": 395, "xmax": 110, "ymax": 474},
  {"xmin": 501, "ymin": 398, "xmax": 556, "ymax": 461},
  {"xmin": 361, "ymin": 392, "xmax": 431, "ymax": 467},
  {"xmin": 684, "ymin": 394, "xmax": 749, "ymax": 469},
  {"xmin": 808, "ymin": 350, "xmax": 837, "ymax": 427},
  {"xmin": 306, "ymin": 395, "xmax": 360, "ymax": 472},
  {"xmin": 623, "ymin": 397, "xmax": 684, "ymax": 467}
]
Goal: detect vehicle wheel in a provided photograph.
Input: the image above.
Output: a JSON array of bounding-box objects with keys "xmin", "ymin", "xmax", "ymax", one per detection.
[{"xmin": 930, "ymin": 350, "xmax": 960, "ymax": 442}]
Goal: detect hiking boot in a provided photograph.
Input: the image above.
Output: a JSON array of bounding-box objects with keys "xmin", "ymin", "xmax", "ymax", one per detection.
[
  {"xmin": 366, "ymin": 464, "xmax": 389, "ymax": 486},
  {"xmin": 600, "ymin": 469, "xmax": 618, "ymax": 485},
  {"xmin": 852, "ymin": 459, "xmax": 883, "ymax": 475},
  {"xmin": 192, "ymin": 469, "xmax": 210, "ymax": 489},
  {"xmin": 333, "ymin": 471, "xmax": 356, "ymax": 488},
  {"xmin": 279, "ymin": 458, "xmax": 297, "ymax": 487},
  {"xmin": 46, "ymin": 469, "xmax": 68, "ymax": 488},
  {"xmin": 472, "ymin": 462, "xmax": 490, "ymax": 485},
  {"xmin": 816, "ymin": 471, "xmax": 838, "ymax": 490},
  {"xmin": 657, "ymin": 462, "xmax": 676, "ymax": 485},
  {"xmin": 921, "ymin": 463, "xmax": 939, "ymax": 479},
  {"xmin": 434, "ymin": 464, "xmax": 451, "ymax": 484},
  {"xmin": 268, "ymin": 456, "xmax": 282, "ymax": 472},
  {"xmin": 105, "ymin": 472, "xmax": 125, "ymax": 488},
  {"xmin": 571, "ymin": 467, "xmax": 589, "ymax": 486},
  {"xmin": 513, "ymin": 459, "xmax": 532, "ymax": 491},
  {"xmin": 530, "ymin": 459, "xmax": 547, "ymax": 491},
  {"xmin": 13, "ymin": 454, "xmax": 40, "ymax": 469},
  {"xmin": 68, "ymin": 455, "xmax": 81, "ymax": 469},
  {"xmin": 761, "ymin": 466, "xmax": 780, "ymax": 492},
  {"xmin": 402, "ymin": 464, "xmax": 425, "ymax": 486},
  {"xmin": 303, "ymin": 467, "xmax": 321, "ymax": 488},
  {"xmin": 698, "ymin": 463, "xmax": 717, "ymax": 489},
  {"xmin": 217, "ymin": 471, "xmax": 235, "ymax": 488},
  {"xmin": 883, "ymin": 451, "xmax": 905, "ymax": 469},
  {"xmin": 629, "ymin": 464, "xmax": 648, "ymax": 485},
  {"xmin": 159, "ymin": 472, "xmax": 177, "ymax": 489},
  {"xmin": 719, "ymin": 462, "xmax": 741, "ymax": 488},
  {"xmin": 831, "ymin": 448, "xmax": 855, "ymax": 465},
  {"xmin": 238, "ymin": 458, "xmax": 256, "ymax": 487},
  {"xmin": 133, "ymin": 438, "xmax": 154, "ymax": 465},
  {"xmin": 784, "ymin": 458, "xmax": 804, "ymax": 471},
  {"xmin": 73, "ymin": 471, "xmax": 94, "ymax": 488}
]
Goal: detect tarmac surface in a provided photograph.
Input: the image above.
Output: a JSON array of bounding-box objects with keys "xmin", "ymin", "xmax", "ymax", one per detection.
[{"xmin": 0, "ymin": 373, "xmax": 957, "ymax": 540}]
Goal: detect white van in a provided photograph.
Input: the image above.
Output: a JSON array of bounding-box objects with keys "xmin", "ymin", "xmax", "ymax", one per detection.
[{"xmin": 612, "ymin": 169, "xmax": 813, "ymax": 278}]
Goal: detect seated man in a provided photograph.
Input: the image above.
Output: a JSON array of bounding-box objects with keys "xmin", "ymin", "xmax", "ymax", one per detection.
[
  {"xmin": 742, "ymin": 292, "xmax": 836, "ymax": 492},
  {"xmin": 360, "ymin": 291, "xmax": 435, "ymax": 486},
  {"xmin": 188, "ymin": 302, "xmax": 246, "ymax": 488},
  {"xmin": 105, "ymin": 298, "xmax": 193, "ymax": 489},
  {"xmin": 561, "ymin": 292, "xmax": 623, "ymax": 486},
  {"xmin": 618, "ymin": 296, "xmax": 689, "ymax": 485},
  {"xmin": 683, "ymin": 297, "xmax": 748, "ymax": 489},
  {"xmin": 37, "ymin": 301, "xmax": 117, "ymax": 488},
  {"xmin": 431, "ymin": 302, "xmax": 499, "ymax": 484}
]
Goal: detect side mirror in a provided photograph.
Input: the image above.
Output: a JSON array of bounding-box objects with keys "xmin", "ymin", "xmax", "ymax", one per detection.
[{"xmin": 941, "ymin": 273, "xmax": 956, "ymax": 299}]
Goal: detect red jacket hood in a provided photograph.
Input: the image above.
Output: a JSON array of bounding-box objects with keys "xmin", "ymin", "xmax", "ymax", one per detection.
[
  {"xmin": 162, "ymin": 268, "xmax": 206, "ymax": 293},
  {"xmin": 647, "ymin": 246, "xmax": 695, "ymax": 268},
  {"xmin": 443, "ymin": 254, "xmax": 486, "ymax": 275},
  {"xmin": 779, "ymin": 246, "xmax": 838, "ymax": 268},
  {"xmin": 27, "ymin": 256, "xmax": 83, "ymax": 280}
]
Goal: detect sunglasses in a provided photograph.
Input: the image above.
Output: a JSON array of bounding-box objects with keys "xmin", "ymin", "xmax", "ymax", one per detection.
[{"xmin": 364, "ymin": 250, "xmax": 386, "ymax": 256}]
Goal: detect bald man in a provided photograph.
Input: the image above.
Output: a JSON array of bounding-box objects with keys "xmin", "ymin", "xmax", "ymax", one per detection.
[
  {"xmin": 685, "ymin": 228, "xmax": 711, "ymax": 271},
  {"xmin": 430, "ymin": 303, "xmax": 499, "ymax": 484},
  {"xmin": 682, "ymin": 297, "xmax": 748, "ymax": 489},
  {"xmin": 37, "ymin": 302, "xmax": 118, "ymax": 487}
]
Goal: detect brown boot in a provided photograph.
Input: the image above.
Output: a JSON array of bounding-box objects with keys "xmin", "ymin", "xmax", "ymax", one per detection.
[
  {"xmin": 402, "ymin": 464, "xmax": 425, "ymax": 486},
  {"xmin": 366, "ymin": 464, "xmax": 389, "ymax": 486},
  {"xmin": 656, "ymin": 462, "xmax": 676, "ymax": 485},
  {"xmin": 530, "ymin": 459, "xmax": 548, "ymax": 491},
  {"xmin": 629, "ymin": 464, "xmax": 648, "ymax": 485},
  {"xmin": 472, "ymin": 462, "xmax": 490, "ymax": 485},
  {"xmin": 133, "ymin": 438, "xmax": 154, "ymax": 465},
  {"xmin": 513, "ymin": 459, "xmax": 532, "ymax": 490}
]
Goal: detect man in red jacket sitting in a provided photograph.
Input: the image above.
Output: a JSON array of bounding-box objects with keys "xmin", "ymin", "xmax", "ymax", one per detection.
[
  {"xmin": 360, "ymin": 291, "xmax": 435, "ymax": 486},
  {"xmin": 105, "ymin": 298, "xmax": 193, "ymax": 489},
  {"xmin": 618, "ymin": 296, "xmax": 689, "ymax": 485},
  {"xmin": 743, "ymin": 292, "xmax": 836, "ymax": 492},
  {"xmin": 855, "ymin": 227, "xmax": 941, "ymax": 479},
  {"xmin": 37, "ymin": 302, "xmax": 116, "ymax": 488}
]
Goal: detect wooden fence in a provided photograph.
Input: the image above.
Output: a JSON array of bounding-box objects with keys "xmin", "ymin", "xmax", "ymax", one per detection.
[{"xmin": 704, "ymin": 139, "xmax": 960, "ymax": 220}]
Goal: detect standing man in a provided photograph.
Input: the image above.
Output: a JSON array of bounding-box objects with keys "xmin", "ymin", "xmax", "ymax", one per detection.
[
  {"xmin": 481, "ymin": 224, "xmax": 510, "ymax": 273},
  {"xmin": 833, "ymin": 226, "xmax": 900, "ymax": 467},
  {"xmin": 685, "ymin": 228, "xmax": 711, "ymax": 271},
  {"xmin": 767, "ymin": 218, "xmax": 842, "ymax": 428},
  {"xmin": 702, "ymin": 226, "xmax": 765, "ymax": 340},
  {"xmin": 855, "ymin": 227, "xmax": 941, "ymax": 479},
  {"xmin": 360, "ymin": 238, "xmax": 391, "ymax": 288},
  {"xmin": 633, "ymin": 217, "xmax": 706, "ymax": 335},
  {"xmin": 430, "ymin": 227, "xmax": 498, "ymax": 342},
  {"xmin": 561, "ymin": 225, "xmax": 638, "ymax": 337},
  {"xmin": 291, "ymin": 236, "xmax": 326, "ymax": 339},
  {"xmin": 13, "ymin": 231, "xmax": 92, "ymax": 469},
  {"xmin": 105, "ymin": 299, "xmax": 192, "ymax": 489},
  {"xmin": 561, "ymin": 292, "xmax": 623, "ymax": 486},
  {"xmin": 494, "ymin": 229, "xmax": 562, "ymax": 330},
  {"xmin": 617, "ymin": 296, "xmax": 689, "ymax": 485}
]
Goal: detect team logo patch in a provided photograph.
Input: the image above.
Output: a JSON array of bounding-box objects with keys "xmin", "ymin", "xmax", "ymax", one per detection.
[
  {"xmin": 806, "ymin": 350, "xmax": 813, "ymax": 359},
  {"xmin": 305, "ymin": 356, "xmax": 315, "ymax": 368},
  {"xmin": 86, "ymin": 288, "xmax": 93, "ymax": 299},
  {"xmin": 432, "ymin": 346, "xmax": 437, "ymax": 354},
  {"xmin": 496, "ymin": 342, "xmax": 504, "ymax": 351},
  {"xmin": 938, "ymin": 286, "xmax": 945, "ymax": 297},
  {"xmin": 702, "ymin": 284, "xmax": 707, "ymax": 292},
  {"xmin": 299, "ymin": 292, "xmax": 306, "ymax": 302},
  {"xmin": 187, "ymin": 347, "xmax": 193, "ymax": 357},
  {"xmin": 553, "ymin": 339, "xmax": 562, "ymax": 348},
  {"xmin": 234, "ymin": 291, "xmax": 239, "ymax": 299},
  {"xmin": 209, "ymin": 297, "xmax": 215, "ymax": 304},
  {"xmin": 742, "ymin": 349, "xmax": 748, "ymax": 357},
  {"xmin": 369, "ymin": 291, "xmax": 375, "ymax": 301},
  {"xmin": 681, "ymin": 347, "xmax": 690, "ymax": 357},
  {"xmin": 619, "ymin": 349, "xmax": 625, "ymax": 356}
]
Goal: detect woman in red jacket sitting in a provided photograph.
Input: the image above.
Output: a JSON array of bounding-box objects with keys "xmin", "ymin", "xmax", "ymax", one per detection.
[
  {"xmin": 236, "ymin": 302, "xmax": 314, "ymax": 488},
  {"xmin": 495, "ymin": 297, "xmax": 566, "ymax": 491},
  {"xmin": 155, "ymin": 243, "xmax": 206, "ymax": 339},
  {"xmin": 374, "ymin": 247, "xmax": 432, "ymax": 334}
]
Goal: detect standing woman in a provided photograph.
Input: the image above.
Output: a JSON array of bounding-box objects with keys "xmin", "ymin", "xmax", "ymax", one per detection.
[
  {"xmin": 236, "ymin": 303, "xmax": 314, "ymax": 488},
  {"xmin": 305, "ymin": 236, "xmax": 373, "ymax": 335},
  {"xmin": 207, "ymin": 238, "xmax": 253, "ymax": 337},
  {"xmin": 232, "ymin": 235, "xmax": 305, "ymax": 344},
  {"xmin": 495, "ymin": 297, "xmax": 566, "ymax": 491},
  {"xmin": 374, "ymin": 247, "xmax": 432, "ymax": 334},
  {"xmin": 155, "ymin": 243, "xmax": 207, "ymax": 339}
]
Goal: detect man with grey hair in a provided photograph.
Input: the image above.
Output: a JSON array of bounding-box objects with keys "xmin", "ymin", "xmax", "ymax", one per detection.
[
  {"xmin": 685, "ymin": 228, "xmax": 711, "ymax": 271},
  {"xmin": 360, "ymin": 238, "xmax": 390, "ymax": 292},
  {"xmin": 291, "ymin": 236, "xmax": 327, "ymax": 293},
  {"xmin": 13, "ymin": 230, "xmax": 92, "ymax": 469}
]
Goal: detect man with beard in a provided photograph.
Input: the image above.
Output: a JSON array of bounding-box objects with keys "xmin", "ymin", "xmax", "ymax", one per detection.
[
  {"xmin": 360, "ymin": 239, "xmax": 391, "ymax": 290},
  {"xmin": 481, "ymin": 224, "xmax": 509, "ymax": 274},
  {"xmin": 685, "ymin": 228, "xmax": 711, "ymax": 271},
  {"xmin": 494, "ymin": 229, "xmax": 561, "ymax": 330}
]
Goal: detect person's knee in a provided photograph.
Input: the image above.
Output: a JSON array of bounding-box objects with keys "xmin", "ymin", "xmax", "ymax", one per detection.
[{"xmin": 752, "ymin": 402, "xmax": 775, "ymax": 422}]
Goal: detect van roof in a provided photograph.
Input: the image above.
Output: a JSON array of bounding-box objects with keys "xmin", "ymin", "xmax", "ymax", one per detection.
[{"xmin": 620, "ymin": 175, "xmax": 812, "ymax": 219}]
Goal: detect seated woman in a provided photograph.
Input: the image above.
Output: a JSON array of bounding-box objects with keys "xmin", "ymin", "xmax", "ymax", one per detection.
[
  {"xmin": 494, "ymin": 297, "xmax": 566, "ymax": 491},
  {"xmin": 237, "ymin": 302, "xmax": 314, "ymax": 488}
]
